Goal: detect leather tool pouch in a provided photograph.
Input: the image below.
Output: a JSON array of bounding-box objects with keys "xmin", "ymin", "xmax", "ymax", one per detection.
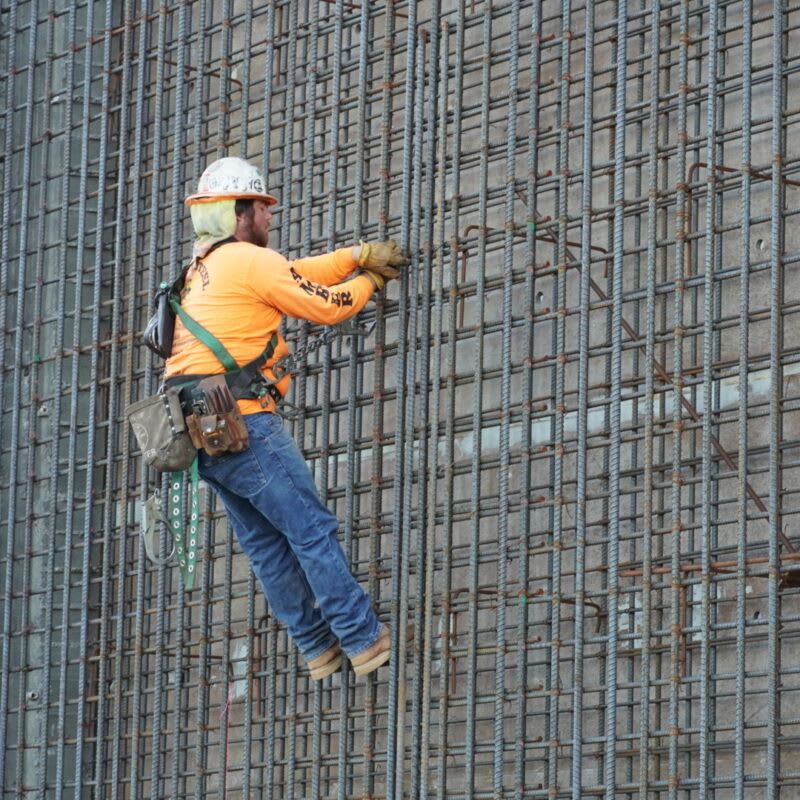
[{"xmin": 184, "ymin": 375, "xmax": 249, "ymax": 457}]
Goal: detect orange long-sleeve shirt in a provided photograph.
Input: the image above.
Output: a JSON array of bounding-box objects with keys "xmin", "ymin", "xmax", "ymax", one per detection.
[{"xmin": 164, "ymin": 241, "xmax": 375, "ymax": 414}]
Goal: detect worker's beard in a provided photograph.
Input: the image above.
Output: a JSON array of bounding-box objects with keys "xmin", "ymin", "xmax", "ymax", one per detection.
[{"xmin": 239, "ymin": 213, "xmax": 269, "ymax": 248}]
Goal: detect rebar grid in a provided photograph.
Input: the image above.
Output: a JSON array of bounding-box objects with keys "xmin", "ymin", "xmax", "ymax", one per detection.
[{"xmin": 2, "ymin": 1, "xmax": 800, "ymax": 798}]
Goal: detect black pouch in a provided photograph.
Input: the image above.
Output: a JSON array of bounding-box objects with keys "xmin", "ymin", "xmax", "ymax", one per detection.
[{"xmin": 144, "ymin": 281, "xmax": 177, "ymax": 359}]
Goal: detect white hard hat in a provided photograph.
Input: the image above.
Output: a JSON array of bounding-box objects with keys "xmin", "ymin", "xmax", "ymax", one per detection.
[{"xmin": 185, "ymin": 156, "xmax": 277, "ymax": 206}]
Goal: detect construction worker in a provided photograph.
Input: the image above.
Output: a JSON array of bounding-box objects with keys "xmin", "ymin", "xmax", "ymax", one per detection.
[{"xmin": 165, "ymin": 156, "xmax": 407, "ymax": 679}]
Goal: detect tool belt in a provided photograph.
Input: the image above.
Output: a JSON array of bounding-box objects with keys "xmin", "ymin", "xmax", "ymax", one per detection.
[
  {"xmin": 134, "ymin": 252, "xmax": 282, "ymax": 465},
  {"xmin": 164, "ymin": 352, "xmax": 282, "ymax": 416},
  {"xmin": 163, "ymin": 332, "xmax": 281, "ymax": 458},
  {"xmin": 131, "ymin": 245, "xmax": 276, "ymax": 590}
]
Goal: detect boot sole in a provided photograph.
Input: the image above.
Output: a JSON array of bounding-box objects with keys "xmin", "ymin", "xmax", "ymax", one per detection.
[
  {"xmin": 351, "ymin": 648, "xmax": 391, "ymax": 676},
  {"xmin": 309, "ymin": 653, "xmax": 343, "ymax": 680}
]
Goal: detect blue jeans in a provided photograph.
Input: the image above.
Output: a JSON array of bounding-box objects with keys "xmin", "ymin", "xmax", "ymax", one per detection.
[{"xmin": 197, "ymin": 411, "xmax": 382, "ymax": 661}]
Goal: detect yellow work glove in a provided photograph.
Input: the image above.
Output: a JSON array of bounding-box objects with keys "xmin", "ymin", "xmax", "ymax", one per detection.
[
  {"xmin": 362, "ymin": 269, "xmax": 386, "ymax": 291},
  {"xmin": 357, "ymin": 239, "xmax": 409, "ymax": 281}
]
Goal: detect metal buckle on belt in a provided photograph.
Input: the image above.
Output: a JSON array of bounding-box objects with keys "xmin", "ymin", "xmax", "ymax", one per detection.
[{"xmin": 255, "ymin": 382, "xmax": 281, "ymax": 409}]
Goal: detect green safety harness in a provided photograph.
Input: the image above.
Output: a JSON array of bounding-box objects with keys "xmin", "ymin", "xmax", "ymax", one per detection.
[
  {"xmin": 143, "ymin": 260, "xmax": 279, "ymax": 589},
  {"xmin": 142, "ymin": 244, "xmax": 376, "ymax": 588},
  {"xmin": 167, "ymin": 313, "xmax": 279, "ymax": 589}
]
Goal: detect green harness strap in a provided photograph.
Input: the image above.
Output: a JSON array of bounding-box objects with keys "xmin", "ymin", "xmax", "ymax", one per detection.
[
  {"xmin": 166, "ymin": 294, "xmax": 229, "ymax": 590},
  {"xmin": 169, "ymin": 295, "xmax": 239, "ymax": 372},
  {"xmin": 168, "ymin": 459, "xmax": 200, "ymax": 590},
  {"xmin": 165, "ymin": 291, "xmax": 226, "ymax": 590},
  {"xmin": 145, "ymin": 250, "xmax": 279, "ymax": 589},
  {"xmin": 162, "ymin": 296, "xmax": 276, "ymax": 589}
]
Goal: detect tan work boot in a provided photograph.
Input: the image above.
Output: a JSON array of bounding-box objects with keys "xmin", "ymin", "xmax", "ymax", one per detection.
[
  {"xmin": 307, "ymin": 645, "xmax": 343, "ymax": 680},
  {"xmin": 350, "ymin": 625, "xmax": 391, "ymax": 676}
]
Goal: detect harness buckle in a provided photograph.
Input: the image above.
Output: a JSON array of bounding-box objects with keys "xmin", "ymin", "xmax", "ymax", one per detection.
[
  {"xmin": 254, "ymin": 381, "xmax": 272, "ymax": 409},
  {"xmin": 271, "ymin": 354, "xmax": 295, "ymax": 382},
  {"xmin": 251, "ymin": 378, "xmax": 282, "ymax": 409}
]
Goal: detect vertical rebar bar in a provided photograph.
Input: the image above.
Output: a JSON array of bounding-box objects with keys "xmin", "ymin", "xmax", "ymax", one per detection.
[
  {"xmin": 402, "ymin": 23, "xmax": 426, "ymax": 800},
  {"xmin": 240, "ymin": 0, "xmax": 254, "ymax": 159},
  {"xmin": 36, "ymin": 1, "xmax": 65, "ymax": 795},
  {"xmin": 637, "ymin": 2, "xmax": 660, "ymax": 797},
  {"xmin": 768, "ymin": 2, "xmax": 785, "ymax": 796},
  {"xmin": 87, "ymin": 3, "xmax": 113, "ymax": 795},
  {"xmin": 605, "ymin": 1, "xmax": 628, "ymax": 796},
  {"xmin": 57, "ymin": 2, "xmax": 94, "ymax": 795},
  {"xmin": 324, "ymin": 3, "xmax": 348, "ymax": 790},
  {"xmin": 367, "ymin": 3, "xmax": 398, "ymax": 796},
  {"xmin": 669, "ymin": 1, "xmax": 690, "ymax": 795},
  {"xmin": 735, "ymin": 5, "xmax": 753, "ymax": 799},
  {"xmin": 168, "ymin": 5, "xmax": 190, "ymax": 794},
  {"xmin": 260, "ymin": 7, "xmax": 279, "ymax": 797},
  {"xmin": 699, "ymin": 3, "xmax": 720, "ymax": 795},
  {"xmin": 0, "ymin": 2, "xmax": 35, "ymax": 792},
  {"xmin": 519, "ymin": 4, "xmax": 541, "ymax": 796},
  {"xmin": 465, "ymin": 6, "xmax": 491, "ymax": 797},
  {"xmin": 437, "ymin": 16, "xmax": 457, "ymax": 800},
  {"xmin": 145, "ymin": 8, "xmax": 171, "ymax": 800},
  {"xmin": 88, "ymin": 2, "xmax": 113, "ymax": 798},
  {"xmin": 217, "ymin": 4, "xmax": 237, "ymax": 786},
  {"xmin": 428, "ymin": 18, "xmax": 449, "ymax": 800},
  {"xmin": 108, "ymin": 4, "xmax": 134, "ymax": 797},
  {"xmin": 191, "ymin": 7, "xmax": 213, "ymax": 797},
  {"xmin": 411, "ymin": 11, "xmax": 441, "ymax": 800},
  {"xmin": 494, "ymin": 2, "xmax": 519, "ymax": 795},
  {"xmin": 128, "ymin": 8, "xmax": 154, "ymax": 798},
  {"xmin": 388, "ymin": 3, "xmax": 418, "ymax": 797},
  {"xmin": 548, "ymin": 0, "xmax": 572, "ymax": 792},
  {"xmin": 571, "ymin": 2, "xmax": 593, "ymax": 795}
]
